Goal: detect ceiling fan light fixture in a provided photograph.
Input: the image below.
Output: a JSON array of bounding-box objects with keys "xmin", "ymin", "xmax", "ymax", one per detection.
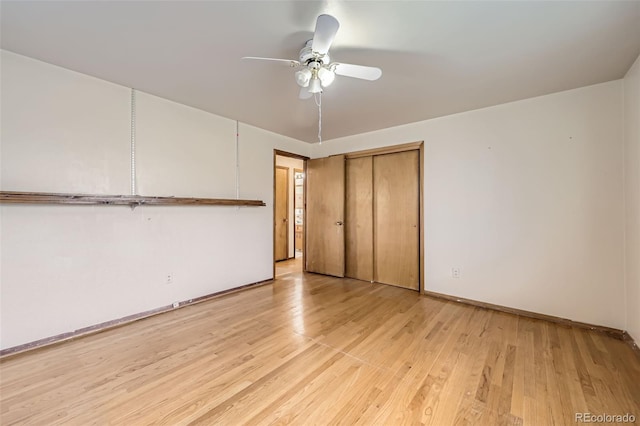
[
  {"xmin": 317, "ymin": 67, "xmax": 335, "ymax": 87},
  {"xmin": 243, "ymin": 14, "xmax": 383, "ymax": 102},
  {"xmin": 308, "ymin": 77, "xmax": 322, "ymax": 93},
  {"xmin": 295, "ymin": 68, "xmax": 312, "ymax": 87}
]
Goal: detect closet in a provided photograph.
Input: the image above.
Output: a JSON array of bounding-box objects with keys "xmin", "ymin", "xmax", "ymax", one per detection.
[{"xmin": 306, "ymin": 143, "xmax": 422, "ymax": 291}]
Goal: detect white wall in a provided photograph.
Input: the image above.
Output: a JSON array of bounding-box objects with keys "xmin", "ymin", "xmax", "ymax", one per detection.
[
  {"xmin": 1, "ymin": 49, "xmax": 633, "ymax": 349},
  {"xmin": 0, "ymin": 51, "xmax": 131, "ymax": 193},
  {"xmin": 624, "ymin": 55, "xmax": 640, "ymax": 343},
  {"xmin": 275, "ymin": 155, "xmax": 304, "ymax": 258},
  {"xmin": 312, "ymin": 81, "xmax": 626, "ymax": 330},
  {"xmin": 0, "ymin": 50, "xmax": 311, "ymax": 350},
  {"xmin": 135, "ymin": 91, "xmax": 237, "ymax": 198}
]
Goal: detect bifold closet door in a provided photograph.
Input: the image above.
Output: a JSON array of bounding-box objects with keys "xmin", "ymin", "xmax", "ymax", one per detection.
[
  {"xmin": 345, "ymin": 156, "xmax": 373, "ymax": 281},
  {"xmin": 374, "ymin": 150, "xmax": 419, "ymax": 290},
  {"xmin": 306, "ymin": 155, "xmax": 346, "ymax": 277}
]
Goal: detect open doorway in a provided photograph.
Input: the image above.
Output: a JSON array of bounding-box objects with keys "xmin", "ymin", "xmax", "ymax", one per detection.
[{"xmin": 274, "ymin": 150, "xmax": 307, "ymax": 278}]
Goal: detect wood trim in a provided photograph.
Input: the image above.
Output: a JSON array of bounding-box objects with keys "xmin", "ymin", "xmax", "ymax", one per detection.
[
  {"xmin": 371, "ymin": 156, "xmax": 376, "ymax": 282},
  {"xmin": 0, "ymin": 191, "xmax": 265, "ymax": 207},
  {"xmin": 0, "ymin": 278, "xmax": 274, "ymax": 359},
  {"xmin": 285, "ymin": 167, "xmax": 290, "ymax": 258},
  {"xmin": 622, "ymin": 331, "xmax": 640, "ymax": 358},
  {"xmin": 340, "ymin": 141, "xmax": 423, "ymax": 159},
  {"xmin": 273, "ymin": 153, "xmax": 277, "ymax": 279},
  {"xmin": 273, "ymin": 150, "xmax": 310, "ymax": 161},
  {"xmin": 423, "ymin": 290, "xmax": 626, "ymax": 340},
  {"xmin": 303, "ymin": 160, "xmax": 307, "ymax": 273}
]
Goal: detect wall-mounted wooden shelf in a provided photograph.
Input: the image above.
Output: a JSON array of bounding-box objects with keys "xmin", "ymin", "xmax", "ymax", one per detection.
[{"xmin": 0, "ymin": 191, "xmax": 266, "ymax": 207}]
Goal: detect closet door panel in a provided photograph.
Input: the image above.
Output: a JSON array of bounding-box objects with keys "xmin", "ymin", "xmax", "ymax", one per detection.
[
  {"xmin": 374, "ymin": 150, "xmax": 419, "ymax": 290},
  {"xmin": 306, "ymin": 155, "xmax": 345, "ymax": 277},
  {"xmin": 345, "ymin": 156, "xmax": 373, "ymax": 281}
]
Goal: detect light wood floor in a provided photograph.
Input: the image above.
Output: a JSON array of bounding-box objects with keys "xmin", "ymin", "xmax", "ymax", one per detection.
[
  {"xmin": 1, "ymin": 271, "xmax": 639, "ymax": 425},
  {"xmin": 276, "ymin": 256, "xmax": 303, "ymax": 278}
]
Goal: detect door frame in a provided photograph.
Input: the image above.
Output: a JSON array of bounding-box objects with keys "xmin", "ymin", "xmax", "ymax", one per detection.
[{"xmin": 273, "ymin": 150, "xmax": 309, "ymax": 279}]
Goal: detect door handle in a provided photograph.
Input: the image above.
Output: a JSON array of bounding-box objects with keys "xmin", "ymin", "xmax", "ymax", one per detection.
[{"xmin": 335, "ymin": 221, "xmax": 343, "ymax": 226}]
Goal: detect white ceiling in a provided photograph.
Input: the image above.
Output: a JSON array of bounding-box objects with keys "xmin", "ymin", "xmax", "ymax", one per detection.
[{"xmin": 2, "ymin": 1, "xmax": 639, "ymax": 143}]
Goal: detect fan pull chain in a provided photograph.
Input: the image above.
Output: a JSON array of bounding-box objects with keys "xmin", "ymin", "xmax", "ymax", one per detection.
[{"xmin": 315, "ymin": 92, "xmax": 322, "ymax": 144}]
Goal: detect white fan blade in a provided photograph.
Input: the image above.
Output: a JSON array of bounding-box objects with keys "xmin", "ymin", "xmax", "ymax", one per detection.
[
  {"xmin": 242, "ymin": 57, "xmax": 300, "ymax": 67},
  {"xmin": 334, "ymin": 63, "xmax": 382, "ymax": 81},
  {"xmin": 299, "ymin": 87, "xmax": 313, "ymax": 100},
  {"xmin": 311, "ymin": 14, "xmax": 339, "ymax": 56}
]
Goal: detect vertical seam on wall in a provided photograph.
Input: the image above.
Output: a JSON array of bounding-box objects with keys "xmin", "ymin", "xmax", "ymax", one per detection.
[
  {"xmin": 622, "ymin": 79, "xmax": 628, "ymax": 331},
  {"xmin": 236, "ymin": 121, "xmax": 240, "ymax": 200},
  {"xmin": 130, "ymin": 89, "xmax": 137, "ymax": 196}
]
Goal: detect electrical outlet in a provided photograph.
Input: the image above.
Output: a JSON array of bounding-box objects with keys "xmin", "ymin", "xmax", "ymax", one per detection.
[
  {"xmin": 166, "ymin": 274, "xmax": 173, "ymax": 284},
  {"xmin": 452, "ymin": 268, "xmax": 461, "ymax": 278},
  {"xmin": 172, "ymin": 302, "xmax": 179, "ymax": 309}
]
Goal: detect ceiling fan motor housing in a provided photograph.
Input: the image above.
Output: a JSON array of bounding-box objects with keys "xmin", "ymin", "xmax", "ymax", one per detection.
[
  {"xmin": 296, "ymin": 39, "xmax": 332, "ymax": 89},
  {"xmin": 300, "ymin": 39, "xmax": 329, "ymax": 66}
]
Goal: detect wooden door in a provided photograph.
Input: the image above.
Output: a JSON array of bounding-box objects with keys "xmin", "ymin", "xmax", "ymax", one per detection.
[
  {"xmin": 294, "ymin": 169, "xmax": 304, "ymax": 253},
  {"xmin": 374, "ymin": 150, "xmax": 419, "ymax": 289},
  {"xmin": 275, "ymin": 166, "xmax": 288, "ymax": 261},
  {"xmin": 306, "ymin": 155, "xmax": 345, "ymax": 277},
  {"xmin": 345, "ymin": 156, "xmax": 373, "ymax": 281}
]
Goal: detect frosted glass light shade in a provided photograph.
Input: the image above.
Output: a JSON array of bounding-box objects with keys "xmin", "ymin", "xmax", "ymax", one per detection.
[
  {"xmin": 295, "ymin": 68, "xmax": 312, "ymax": 87},
  {"xmin": 317, "ymin": 67, "xmax": 335, "ymax": 87},
  {"xmin": 308, "ymin": 78, "xmax": 322, "ymax": 93}
]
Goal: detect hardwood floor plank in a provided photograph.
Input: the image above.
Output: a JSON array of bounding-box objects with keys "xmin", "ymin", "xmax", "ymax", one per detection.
[
  {"xmin": 1, "ymin": 269, "xmax": 639, "ymax": 425},
  {"xmin": 373, "ymin": 304, "xmax": 476, "ymax": 425},
  {"xmin": 511, "ymin": 319, "xmax": 526, "ymax": 419}
]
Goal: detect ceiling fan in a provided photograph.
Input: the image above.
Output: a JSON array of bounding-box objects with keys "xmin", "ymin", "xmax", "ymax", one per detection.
[{"xmin": 243, "ymin": 14, "xmax": 382, "ymax": 100}]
